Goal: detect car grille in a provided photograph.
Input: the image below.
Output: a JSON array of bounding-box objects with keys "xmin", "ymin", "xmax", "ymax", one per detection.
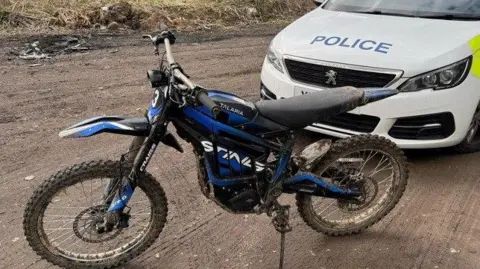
[
  {"xmin": 316, "ymin": 113, "xmax": 380, "ymax": 133},
  {"xmin": 388, "ymin": 113, "xmax": 455, "ymax": 140},
  {"xmin": 284, "ymin": 59, "xmax": 397, "ymax": 88}
]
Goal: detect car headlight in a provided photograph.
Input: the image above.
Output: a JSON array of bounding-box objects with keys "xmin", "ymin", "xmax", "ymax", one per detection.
[
  {"xmin": 399, "ymin": 57, "xmax": 471, "ymax": 92},
  {"xmin": 267, "ymin": 45, "xmax": 284, "ymax": 73}
]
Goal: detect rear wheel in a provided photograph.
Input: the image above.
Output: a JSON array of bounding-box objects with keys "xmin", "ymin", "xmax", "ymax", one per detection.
[
  {"xmin": 296, "ymin": 135, "xmax": 408, "ymax": 236},
  {"xmin": 23, "ymin": 160, "xmax": 168, "ymax": 269}
]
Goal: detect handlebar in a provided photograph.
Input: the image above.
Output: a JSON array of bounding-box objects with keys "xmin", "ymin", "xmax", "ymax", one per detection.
[
  {"xmin": 145, "ymin": 32, "xmax": 220, "ymax": 116},
  {"xmin": 196, "ymin": 90, "xmax": 221, "ymax": 116}
]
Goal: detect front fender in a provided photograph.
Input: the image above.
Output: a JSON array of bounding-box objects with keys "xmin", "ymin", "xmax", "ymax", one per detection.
[{"xmin": 59, "ymin": 116, "xmax": 150, "ymax": 138}]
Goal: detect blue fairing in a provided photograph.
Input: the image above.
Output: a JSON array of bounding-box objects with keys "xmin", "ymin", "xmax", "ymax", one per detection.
[
  {"xmin": 205, "ymin": 90, "xmax": 255, "ymax": 126},
  {"xmin": 59, "ymin": 116, "xmax": 149, "ymax": 138},
  {"xmin": 77, "ymin": 122, "xmax": 127, "ymax": 137},
  {"xmin": 183, "ymin": 107, "xmax": 267, "ymax": 146},
  {"xmin": 204, "ymin": 158, "xmax": 240, "ymax": 186},
  {"xmin": 147, "ymin": 105, "xmax": 162, "ymax": 122}
]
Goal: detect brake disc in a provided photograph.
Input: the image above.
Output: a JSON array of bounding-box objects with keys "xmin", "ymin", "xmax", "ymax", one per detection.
[
  {"xmin": 73, "ymin": 205, "xmax": 122, "ymax": 243},
  {"xmin": 337, "ymin": 175, "xmax": 378, "ymax": 213}
]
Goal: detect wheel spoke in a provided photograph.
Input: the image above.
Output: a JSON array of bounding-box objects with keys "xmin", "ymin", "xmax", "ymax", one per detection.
[
  {"xmin": 309, "ymin": 148, "xmax": 399, "ymax": 227},
  {"xmin": 26, "ymin": 162, "xmax": 165, "ymax": 265},
  {"xmin": 42, "ymin": 181, "xmax": 154, "ymax": 260}
]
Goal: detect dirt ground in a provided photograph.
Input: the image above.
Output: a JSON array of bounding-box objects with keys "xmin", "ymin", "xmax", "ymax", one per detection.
[{"xmin": 0, "ymin": 31, "xmax": 479, "ymax": 269}]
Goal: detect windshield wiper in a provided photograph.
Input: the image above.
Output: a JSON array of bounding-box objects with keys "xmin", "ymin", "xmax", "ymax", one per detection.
[
  {"xmin": 418, "ymin": 14, "xmax": 480, "ymax": 21},
  {"xmin": 353, "ymin": 10, "xmax": 417, "ymax": 18}
]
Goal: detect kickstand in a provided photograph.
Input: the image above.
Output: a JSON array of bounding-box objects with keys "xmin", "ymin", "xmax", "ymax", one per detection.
[{"xmin": 271, "ymin": 203, "xmax": 292, "ymax": 269}]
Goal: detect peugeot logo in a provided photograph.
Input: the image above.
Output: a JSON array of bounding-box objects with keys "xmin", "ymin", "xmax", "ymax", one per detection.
[{"xmin": 325, "ymin": 70, "xmax": 337, "ymax": 85}]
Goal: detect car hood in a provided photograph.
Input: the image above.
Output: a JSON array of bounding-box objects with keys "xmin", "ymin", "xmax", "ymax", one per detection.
[{"xmin": 274, "ymin": 9, "xmax": 480, "ymax": 77}]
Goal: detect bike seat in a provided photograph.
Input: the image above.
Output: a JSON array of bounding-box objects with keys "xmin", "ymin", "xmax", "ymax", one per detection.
[{"xmin": 255, "ymin": 86, "xmax": 364, "ymax": 129}]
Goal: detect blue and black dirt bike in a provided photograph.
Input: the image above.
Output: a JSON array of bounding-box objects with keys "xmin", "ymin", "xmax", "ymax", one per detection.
[{"xmin": 24, "ymin": 31, "xmax": 408, "ymax": 269}]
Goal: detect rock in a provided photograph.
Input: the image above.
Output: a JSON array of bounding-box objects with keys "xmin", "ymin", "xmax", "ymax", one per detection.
[
  {"xmin": 12, "ymin": 237, "xmax": 19, "ymax": 242},
  {"xmin": 246, "ymin": 7, "xmax": 258, "ymax": 17},
  {"xmin": 24, "ymin": 175, "xmax": 35, "ymax": 181},
  {"xmin": 98, "ymin": 87, "xmax": 104, "ymax": 90},
  {"xmin": 107, "ymin": 22, "xmax": 119, "ymax": 31},
  {"xmin": 101, "ymin": 2, "xmax": 133, "ymax": 24},
  {"xmin": 450, "ymin": 248, "xmax": 460, "ymax": 253},
  {"xmin": 1, "ymin": 70, "xmax": 6, "ymax": 74},
  {"xmin": 155, "ymin": 253, "xmax": 160, "ymax": 258}
]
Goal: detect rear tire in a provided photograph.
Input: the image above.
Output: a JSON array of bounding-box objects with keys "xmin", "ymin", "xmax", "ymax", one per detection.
[
  {"xmin": 296, "ymin": 135, "xmax": 408, "ymax": 236},
  {"xmin": 23, "ymin": 160, "xmax": 168, "ymax": 269}
]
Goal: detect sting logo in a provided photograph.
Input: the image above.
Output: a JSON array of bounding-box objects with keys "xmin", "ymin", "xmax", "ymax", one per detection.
[{"xmin": 201, "ymin": 141, "xmax": 265, "ymax": 172}]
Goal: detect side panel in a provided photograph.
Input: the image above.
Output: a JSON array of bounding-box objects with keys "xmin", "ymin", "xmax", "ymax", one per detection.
[
  {"xmin": 197, "ymin": 90, "xmax": 288, "ymax": 134},
  {"xmin": 174, "ymin": 107, "xmax": 276, "ymax": 183},
  {"xmin": 147, "ymin": 87, "xmax": 165, "ymax": 122}
]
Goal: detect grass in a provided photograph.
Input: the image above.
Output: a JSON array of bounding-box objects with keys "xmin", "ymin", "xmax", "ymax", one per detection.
[{"xmin": 0, "ymin": 0, "xmax": 315, "ymax": 31}]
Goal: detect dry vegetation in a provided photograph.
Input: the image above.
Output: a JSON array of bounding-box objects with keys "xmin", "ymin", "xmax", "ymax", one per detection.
[{"xmin": 0, "ymin": 0, "xmax": 315, "ymax": 31}]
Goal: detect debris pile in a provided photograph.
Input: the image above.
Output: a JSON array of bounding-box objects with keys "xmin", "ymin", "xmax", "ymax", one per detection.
[
  {"xmin": 9, "ymin": 35, "xmax": 90, "ymax": 60},
  {"xmin": 0, "ymin": 11, "xmax": 36, "ymax": 27},
  {"xmin": 98, "ymin": 2, "xmax": 142, "ymax": 30}
]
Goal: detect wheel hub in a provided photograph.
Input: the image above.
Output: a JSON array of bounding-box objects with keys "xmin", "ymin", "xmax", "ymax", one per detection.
[
  {"xmin": 73, "ymin": 205, "xmax": 122, "ymax": 243},
  {"xmin": 338, "ymin": 174, "xmax": 378, "ymax": 213}
]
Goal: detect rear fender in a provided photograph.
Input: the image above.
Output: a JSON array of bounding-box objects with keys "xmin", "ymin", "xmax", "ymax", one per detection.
[
  {"xmin": 293, "ymin": 139, "xmax": 332, "ymax": 171},
  {"xmin": 59, "ymin": 116, "xmax": 150, "ymax": 138}
]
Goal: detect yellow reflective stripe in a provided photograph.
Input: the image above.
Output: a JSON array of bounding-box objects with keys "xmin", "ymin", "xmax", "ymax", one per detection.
[{"xmin": 469, "ymin": 35, "xmax": 480, "ymax": 78}]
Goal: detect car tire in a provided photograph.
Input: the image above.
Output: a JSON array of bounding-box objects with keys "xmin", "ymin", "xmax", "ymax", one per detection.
[{"xmin": 455, "ymin": 108, "xmax": 480, "ymax": 154}]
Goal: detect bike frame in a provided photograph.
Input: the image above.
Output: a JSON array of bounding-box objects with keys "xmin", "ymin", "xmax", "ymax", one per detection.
[{"xmin": 59, "ymin": 35, "xmax": 362, "ymax": 214}]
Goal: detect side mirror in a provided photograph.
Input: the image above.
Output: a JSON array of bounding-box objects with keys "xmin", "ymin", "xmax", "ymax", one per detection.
[{"xmin": 314, "ymin": 0, "xmax": 323, "ymax": 7}]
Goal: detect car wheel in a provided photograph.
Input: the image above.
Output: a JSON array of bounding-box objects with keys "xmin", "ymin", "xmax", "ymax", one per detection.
[{"xmin": 455, "ymin": 109, "xmax": 480, "ymax": 153}]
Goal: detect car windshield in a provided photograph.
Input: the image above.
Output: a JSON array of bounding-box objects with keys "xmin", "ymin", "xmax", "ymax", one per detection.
[{"xmin": 323, "ymin": 0, "xmax": 480, "ymax": 19}]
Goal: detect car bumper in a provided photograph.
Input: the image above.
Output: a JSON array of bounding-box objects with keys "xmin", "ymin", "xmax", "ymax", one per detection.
[{"xmin": 260, "ymin": 57, "xmax": 480, "ymax": 149}]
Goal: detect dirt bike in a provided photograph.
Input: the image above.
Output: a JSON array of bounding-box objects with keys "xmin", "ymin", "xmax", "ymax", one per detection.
[{"xmin": 23, "ymin": 31, "xmax": 408, "ymax": 269}]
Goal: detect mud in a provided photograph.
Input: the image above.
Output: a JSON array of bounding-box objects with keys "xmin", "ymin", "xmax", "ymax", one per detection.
[{"xmin": 0, "ymin": 32, "xmax": 479, "ymax": 269}]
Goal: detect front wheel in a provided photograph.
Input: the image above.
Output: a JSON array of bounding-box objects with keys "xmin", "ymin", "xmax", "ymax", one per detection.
[
  {"xmin": 454, "ymin": 107, "xmax": 480, "ymax": 153},
  {"xmin": 296, "ymin": 135, "xmax": 408, "ymax": 236},
  {"xmin": 23, "ymin": 160, "xmax": 168, "ymax": 269}
]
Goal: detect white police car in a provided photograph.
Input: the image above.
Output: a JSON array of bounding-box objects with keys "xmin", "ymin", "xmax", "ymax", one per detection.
[{"xmin": 260, "ymin": 0, "xmax": 480, "ymax": 152}]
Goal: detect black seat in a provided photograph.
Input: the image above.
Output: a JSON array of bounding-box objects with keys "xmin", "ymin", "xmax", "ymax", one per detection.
[{"xmin": 255, "ymin": 87, "xmax": 365, "ymax": 129}]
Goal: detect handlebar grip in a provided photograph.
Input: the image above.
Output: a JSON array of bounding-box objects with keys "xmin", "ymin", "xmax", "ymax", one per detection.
[{"xmin": 196, "ymin": 90, "xmax": 221, "ymax": 116}]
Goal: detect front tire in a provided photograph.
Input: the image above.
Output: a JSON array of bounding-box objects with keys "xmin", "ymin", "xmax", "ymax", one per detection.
[
  {"xmin": 296, "ymin": 135, "xmax": 408, "ymax": 236},
  {"xmin": 23, "ymin": 160, "xmax": 168, "ymax": 269},
  {"xmin": 455, "ymin": 110, "xmax": 480, "ymax": 153}
]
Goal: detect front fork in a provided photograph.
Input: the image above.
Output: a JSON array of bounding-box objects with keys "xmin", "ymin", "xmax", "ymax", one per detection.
[
  {"xmin": 100, "ymin": 102, "xmax": 170, "ymax": 234},
  {"xmin": 106, "ymin": 120, "xmax": 167, "ymax": 213}
]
